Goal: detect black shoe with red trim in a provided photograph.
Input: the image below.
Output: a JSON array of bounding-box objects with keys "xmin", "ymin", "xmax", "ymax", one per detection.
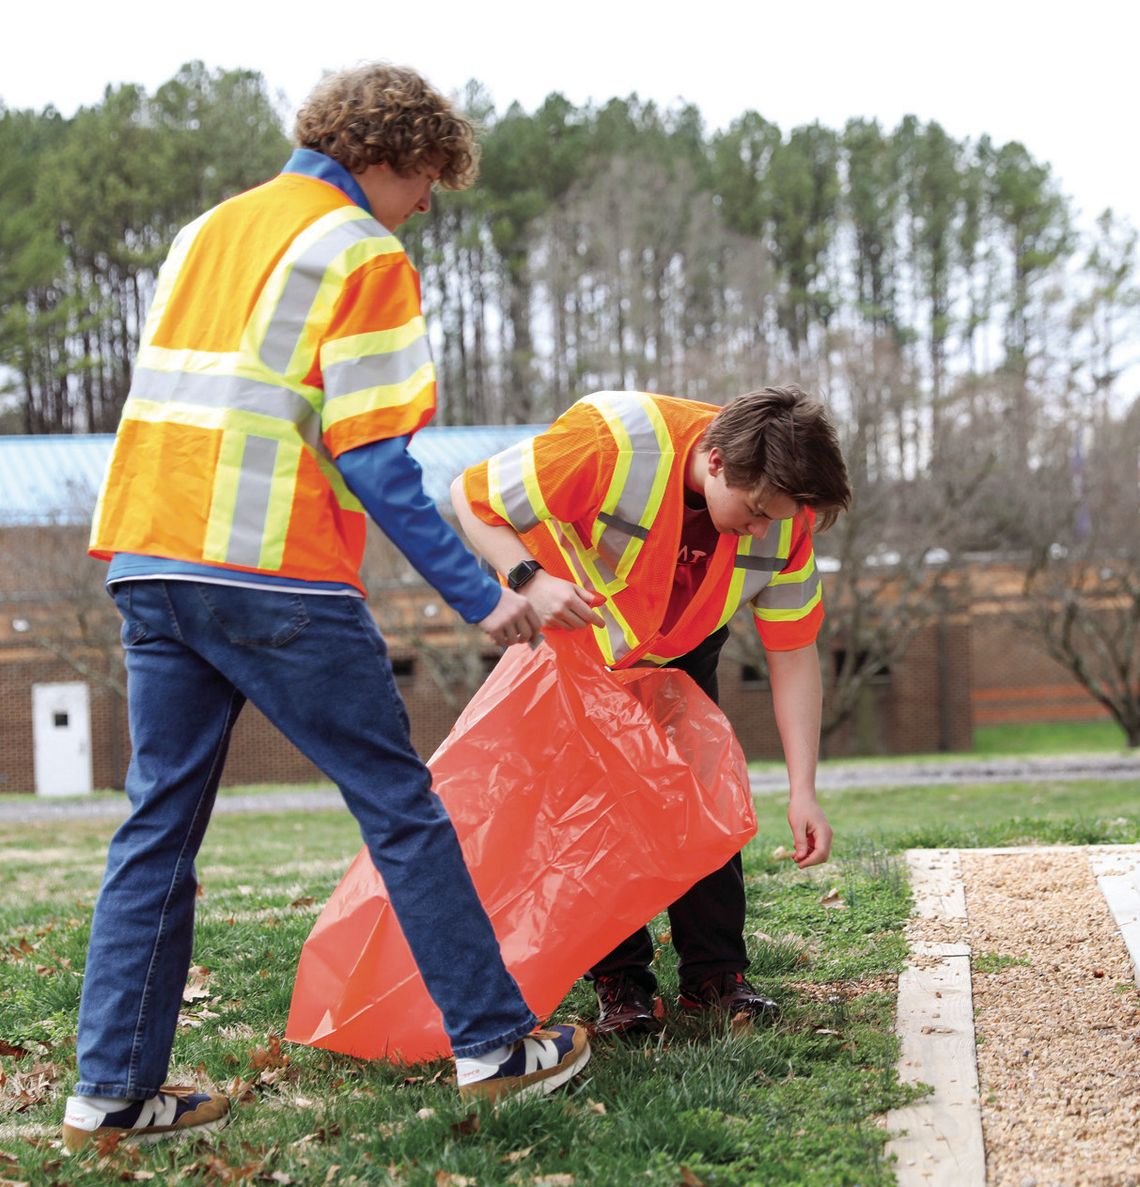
[
  {"xmin": 677, "ymin": 971, "xmax": 780, "ymax": 1023},
  {"xmin": 592, "ymin": 973, "xmax": 665, "ymax": 1037}
]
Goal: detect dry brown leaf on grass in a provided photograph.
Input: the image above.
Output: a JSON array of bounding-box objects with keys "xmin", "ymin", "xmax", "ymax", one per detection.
[
  {"xmin": 289, "ymin": 896, "xmax": 316, "ymax": 909},
  {"xmin": 226, "ymin": 1075, "xmax": 257, "ymax": 1104},
  {"xmin": 187, "ymin": 1153, "xmax": 263, "ymax": 1183},
  {"xmin": 679, "ymin": 1168, "xmax": 707, "ymax": 1187},
  {"xmin": 246, "ymin": 1034, "xmax": 295, "ymax": 1088},
  {"xmin": 0, "ymin": 1042, "xmax": 29, "ymax": 1059},
  {"xmin": 819, "ymin": 887, "xmax": 848, "ymax": 910},
  {"xmin": 0, "ymin": 1062, "xmax": 65, "ymax": 1112},
  {"xmin": 183, "ymin": 965, "xmax": 213, "ymax": 1003},
  {"xmin": 290, "ymin": 1123, "xmax": 341, "ymax": 1147},
  {"xmin": 585, "ymin": 1099, "xmax": 606, "ymax": 1115},
  {"xmin": 772, "ymin": 845, "xmax": 795, "ymax": 861},
  {"xmin": 0, "ymin": 1178, "xmax": 30, "ymax": 1187},
  {"xmin": 532, "ymin": 1177, "xmax": 575, "ymax": 1186},
  {"xmin": 500, "ymin": 1147, "xmax": 533, "ymax": 1164},
  {"xmin": 451, "ymin": 1112, "xmax": 480, "ymax": 1137},
  {"xmin": 435, "ymin": 1174, "xmax": 476, "ymax": 1187}
]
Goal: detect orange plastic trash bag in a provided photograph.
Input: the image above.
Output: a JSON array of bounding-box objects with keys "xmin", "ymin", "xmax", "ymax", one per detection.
[{"xmin": 285, "ymin": 630, "xmax": 756, "ymax": 1063}]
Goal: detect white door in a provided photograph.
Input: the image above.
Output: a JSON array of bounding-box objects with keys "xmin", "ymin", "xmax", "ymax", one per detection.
[{"xmin": 33, "ymin": 682, "xmax": 93, "ymax": 797}]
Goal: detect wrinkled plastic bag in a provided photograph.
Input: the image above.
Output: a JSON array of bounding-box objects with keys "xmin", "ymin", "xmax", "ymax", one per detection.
[{"xmin": 285, "ymin": 630, "xmax": 756, "ymax": 1063}]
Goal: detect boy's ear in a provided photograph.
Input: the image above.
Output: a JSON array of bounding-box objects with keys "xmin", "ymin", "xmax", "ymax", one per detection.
[{"xmin": 705, "ymin": 446, "xmax": 724, "ymax": 477}]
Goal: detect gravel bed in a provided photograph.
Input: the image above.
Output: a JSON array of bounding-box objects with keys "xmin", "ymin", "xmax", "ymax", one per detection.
[{"xmin": 960, "ymin": 849, "xmax": 1140, "ymax": 1187}]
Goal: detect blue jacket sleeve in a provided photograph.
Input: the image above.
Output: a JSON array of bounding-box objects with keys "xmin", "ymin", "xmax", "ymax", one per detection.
[{"xmin": 336, "ymin": 436, "xmax": 503, "ymax": 624}]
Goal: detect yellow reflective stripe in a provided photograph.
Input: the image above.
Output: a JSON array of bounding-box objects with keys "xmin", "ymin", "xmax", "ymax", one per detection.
[
  {"xmin": 122, "ymin": 398, "xmax": 298, "ymax": 440},
  {"xmin": 713, "ymin": 561, "xmax": 750, "ymax": 632},
  {"xmin": 203, "ymin": 430, "xmax": 246, "ymax": 562},
  {"xmin": 586, "ymin": 392, "xmax": 673, "ymax": 579},
  {"xmin": 246, "ymin": 207, "xmax": 401, "ymax": 380},
  {"xmin": 486, "ymin": 440, "xmax": 550, "ymax": 532},
  {"xmin": 486, "ymin": 454, "xmax": 512, "ymax": 526},
  {"xmin": 140, "ymin": 209, "xmax": 212, "ymax": 342},
  {"xmin": 320, "ymin": 316, "xmax": 427, "ymax": 368},
  {"xmin": 589, "ymin": 397, "xmax": 634, "ymax": 550},
  {"xmin": 320, "ymin": 363, "xmax": 434, "ymax": 429},
  {"xmin": 779, "ymin": 518, "xmax": 793, "ymax": 557},
  {"xmin": 753, "ymin": 583, "xmax": 823, "ymax": 622},
  {"xmin": 257, "ymin": 440, "xmax": 302, "ymax": 569},
  {"xmin": 538, "ymin": 520, "xmax": 636, "ymax": 666},
  {"xmin": 136, "ymin": 345, "xmax": 244, "ymax": 375},
  {"xmin": 768, "ymin": 554, "xmax": 816, "ymax": 585}
]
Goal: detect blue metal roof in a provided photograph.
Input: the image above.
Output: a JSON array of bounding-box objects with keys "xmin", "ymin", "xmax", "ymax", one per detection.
[{"xmin": 0, "ymin": 426, "xmax": 548, "ymax": 526}]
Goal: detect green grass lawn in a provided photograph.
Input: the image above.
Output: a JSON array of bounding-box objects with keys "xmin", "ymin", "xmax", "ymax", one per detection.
[
  {"xmin": 0, "ymin": 779, "xmax": 1136, "ymax": 1186},
  {"xmin": 972, "ymin": 718, "xmax": 1131, "ymax": 755}
]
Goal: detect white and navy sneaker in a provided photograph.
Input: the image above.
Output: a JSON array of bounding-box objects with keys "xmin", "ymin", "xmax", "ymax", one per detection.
[
  {"xmin": 457, "ymin": 1024, "xmax": 590, "ymax": 1103},
  {"xmin": 62, "ymin": 1085, "xmax": 230, "ymax": 1153}
]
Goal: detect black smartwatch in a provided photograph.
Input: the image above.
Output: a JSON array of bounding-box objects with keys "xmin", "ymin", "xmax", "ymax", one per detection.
[{"xmin": 506, "ymin": 559, "xmax": 544, "ymax": 591}]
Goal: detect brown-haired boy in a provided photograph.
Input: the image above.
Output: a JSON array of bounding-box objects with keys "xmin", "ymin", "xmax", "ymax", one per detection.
[{"xmin": 453, "ymin": 385, "xmax": 851, "ymax": 1035}]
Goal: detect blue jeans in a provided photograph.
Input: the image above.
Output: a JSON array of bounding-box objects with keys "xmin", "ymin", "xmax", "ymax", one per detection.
[{"xmin": 75, "ymin": 580, "xmax": 536, "ymax": 1098}]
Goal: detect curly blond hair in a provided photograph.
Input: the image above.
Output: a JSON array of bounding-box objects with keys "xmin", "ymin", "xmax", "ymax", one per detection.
[{"xmin": 293, "ymin": 63, "xmax": 479, "ymax": 189}]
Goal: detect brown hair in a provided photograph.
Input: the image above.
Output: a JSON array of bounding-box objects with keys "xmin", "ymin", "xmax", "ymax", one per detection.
[
  {"xmin": 700, "ymin": 385, "xmax": 851, "ymax": 530},
  {"xmin": 293, "ymin": 63, "xmax": 479, "ymax": 189}
]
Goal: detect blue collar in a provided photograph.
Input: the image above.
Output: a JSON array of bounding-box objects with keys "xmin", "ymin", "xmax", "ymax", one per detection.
[{"xmin": 281, "ymin": 148, "xmax": 372, "ymax": 214}]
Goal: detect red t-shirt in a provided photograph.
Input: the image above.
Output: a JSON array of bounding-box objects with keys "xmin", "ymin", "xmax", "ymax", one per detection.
[{"xmin": 661, "ymin": 491, "xmax": 720, "ymax": 635}]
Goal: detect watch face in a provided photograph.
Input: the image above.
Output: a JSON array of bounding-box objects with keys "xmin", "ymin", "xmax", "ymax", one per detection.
[{"xmin": 508, "ymin": 560, "xmax": 541, "ymax": 590}]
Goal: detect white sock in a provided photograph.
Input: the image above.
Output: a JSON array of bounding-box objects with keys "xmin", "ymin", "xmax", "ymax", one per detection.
[
  {"xmin": 69, "ymin": 1094, "xmax": 134, "ymax": 1112},
  {"xmin": 454, "ymin": 1042, "xmax": 513, "ymax": 1086}
]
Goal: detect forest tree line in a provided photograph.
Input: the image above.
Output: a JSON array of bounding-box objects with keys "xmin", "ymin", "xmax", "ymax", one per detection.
[{"xmin": 2, "ymin": 63, "xmax": 1138, "ymax": 742}]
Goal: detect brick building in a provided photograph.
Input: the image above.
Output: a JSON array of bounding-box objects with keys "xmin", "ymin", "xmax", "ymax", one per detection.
[{"xmin": 0, "ymin": 434, "xmax": 1114, "ymax": 796}]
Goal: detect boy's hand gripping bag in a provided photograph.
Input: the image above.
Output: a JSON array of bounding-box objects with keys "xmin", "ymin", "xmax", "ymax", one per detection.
[{"xmin": 285, "ymin": 630, "xmax": 757, "ymax": 1063}]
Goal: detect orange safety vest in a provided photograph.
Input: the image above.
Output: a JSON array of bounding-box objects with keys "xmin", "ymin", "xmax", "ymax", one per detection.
[
  {"xmin": 89, "ymin": 172, "xmax": 436, "ymax": 591},
  {"xmin": 463, "ymin": 391, "xmax": 823, "ymax": 667}
]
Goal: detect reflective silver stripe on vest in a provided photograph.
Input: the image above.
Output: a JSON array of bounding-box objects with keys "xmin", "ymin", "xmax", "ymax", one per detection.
[
  {"xmin": 323, "ymin": 334, "xmax": 434, "ymax": 402},
  {"xmin": 493, "ymin": 443, "xmax": 541, "ymax": 534},
  {"xmin": 226, "ymin": 436, "xmax": 281, "ymax": 567},
  {"xmin": 552, "ymin": 524, "xmax": 629, "ymax": 661},
  {"xmin": 735, "ymin": 519, "xmax": 787, "ymax": 602},
  {"xmin": 591, "ymin": 394, "xmax": 665, "ymax": 569},
  {"xmin": 758, "ymin": 568, "xmax": 821, "ymax": 611},
  {"xmin": 592, "ymin": 394, "xmax": 669, "ymax": 574},
  {"xmin": 129, "ymin": 368, "xmax": 321, "ymax": 448},
  {"xmin": 259, "ymin": 218, "xmax": 386, "ymax": 374}
]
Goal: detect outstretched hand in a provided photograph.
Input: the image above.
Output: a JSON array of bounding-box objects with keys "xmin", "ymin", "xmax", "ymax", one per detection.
[{"xmin": 787, "ymin": 796, "xmax": 833, "ymax": 868}]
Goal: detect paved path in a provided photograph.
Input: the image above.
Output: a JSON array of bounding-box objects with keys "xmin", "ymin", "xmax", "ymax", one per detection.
[
  {"xmin": 749, "ymin": 751, "xmax": 1138, "ymax": 793},
  {"xmin": 1, "ymin": 753, "xmax": 1134, "ymax": 822}
]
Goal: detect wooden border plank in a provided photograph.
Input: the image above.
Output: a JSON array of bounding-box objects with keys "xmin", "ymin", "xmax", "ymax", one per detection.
[
  {"xmin": 886, "ymin": 851, "xmax": 985, "ymax": 1186},
  {"xmin": 1089, "ymin": 846, "xmax": 1140, "ymax": 983}
]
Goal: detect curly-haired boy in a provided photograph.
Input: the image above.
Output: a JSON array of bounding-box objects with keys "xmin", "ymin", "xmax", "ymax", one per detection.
[{"xmin": 66, "ymin": 63, "xmax": 587, "ymax": 1154}]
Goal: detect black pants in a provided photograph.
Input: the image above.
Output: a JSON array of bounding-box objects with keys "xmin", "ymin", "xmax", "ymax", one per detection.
[{"xmin": 589, "ymin": 626, "xmax": 747, "ymax": 992}]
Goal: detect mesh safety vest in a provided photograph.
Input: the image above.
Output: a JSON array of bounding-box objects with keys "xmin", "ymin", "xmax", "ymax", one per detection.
[
  {"xmin": 90, "ymin": 170, "xmax": 436, "ymax": 592},
  {"xmin": 463, "ymin": 391, "xmax": 824, "ymax": 668}
]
